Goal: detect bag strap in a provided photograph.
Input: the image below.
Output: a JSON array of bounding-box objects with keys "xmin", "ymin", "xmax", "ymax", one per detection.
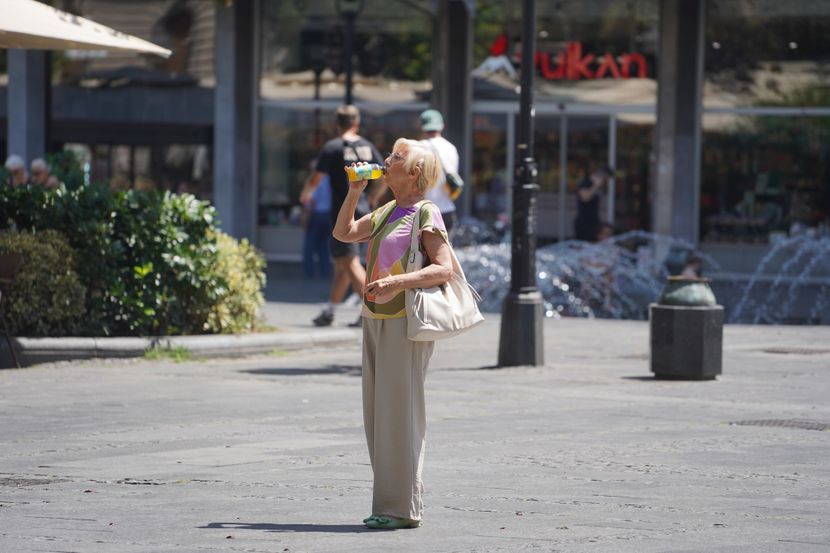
[
  {"xmin": 407, "ymin": 201, "xmax": 427, "ymax": 270},
  {"xmin": 404, "ymin": 202, "xmax": 481, "ymax": 301},
  {"xmin": 424, "ymin": 139, "xmax": 447, "ymax": 182}
]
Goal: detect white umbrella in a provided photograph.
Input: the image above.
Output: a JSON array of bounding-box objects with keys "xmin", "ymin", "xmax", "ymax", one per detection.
[{"xmin": 0, "ymin": 0, "xmax": 171, "ymax": 58}]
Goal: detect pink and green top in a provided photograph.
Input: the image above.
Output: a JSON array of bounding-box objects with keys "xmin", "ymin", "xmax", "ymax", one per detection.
[{"xmin": 363, "ymin": 200, "xmax": 448, "ymax": 319}]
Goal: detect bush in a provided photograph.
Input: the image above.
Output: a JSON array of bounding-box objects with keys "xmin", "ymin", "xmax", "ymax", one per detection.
[
  {"xmin": 0, "ymin": 184, "xmax": 266, "ymax": 336},
  {"xmin": 107, "ymin": 190, "xmax": 224, "ymax": 335},
  {"xmin": 205, "ymin": 232, "xmax": 267, "ymax": 334},
  {"xmin": 0, "ymin": 230, "xmax": 86, "ymax": 336},
  {"xmin": 48, "ymin": 150, "xmax": 86, "ymax": 190}
]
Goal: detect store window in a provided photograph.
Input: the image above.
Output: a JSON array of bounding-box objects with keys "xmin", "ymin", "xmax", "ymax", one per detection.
[
  {"xmin": 700, "ymin": 115, "xmax": 830, "ymax": 243},
  {"xmin": 615, "ymin": 117, "xmax": 654, "ymax": 233},
  {"xmin": 259, "ymin": 0, "xmax": 433, "ymax": 103},
  {"xmin": 69, "ymin": 143, "xmax": 212, "ymax": 199},
  {"xmin": 705, "ymin": 1, "xmax": 830, "ymax": 108},
  {"xmin": 702, "ymin": 1, "xmax": 830, "ymax": 245},
  {"xmin": 471, "ymin": 113, "xmax": 508, "ymax": 224},
  {"xmin": 471, "ymin": 0, "xmax": 659, "ymax": 242}
]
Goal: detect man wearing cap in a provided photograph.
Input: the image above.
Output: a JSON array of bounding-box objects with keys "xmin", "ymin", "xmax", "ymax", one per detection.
[{"xmin": 419, "ymin": 109, "xmax": 460, "ymax": 235}]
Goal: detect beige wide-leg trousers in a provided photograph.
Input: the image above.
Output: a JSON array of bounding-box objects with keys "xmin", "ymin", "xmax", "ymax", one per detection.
[{"xmin": 362, "ymin": 316, "xmax": 435, "ymax": 521}]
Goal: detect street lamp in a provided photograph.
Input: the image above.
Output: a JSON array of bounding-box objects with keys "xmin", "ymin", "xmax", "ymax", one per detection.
[
  {"xmin": 335, "ymin": 0, "xmax": 365, "ymax": 105},
  {"xmin": 498, "ymin": 0, "xmax": 544, "ymax": 367}
]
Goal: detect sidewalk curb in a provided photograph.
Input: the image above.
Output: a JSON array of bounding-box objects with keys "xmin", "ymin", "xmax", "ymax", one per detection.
[{"xmin": 1, "ymin": 328, "xmax": 362, "ymax": 367}]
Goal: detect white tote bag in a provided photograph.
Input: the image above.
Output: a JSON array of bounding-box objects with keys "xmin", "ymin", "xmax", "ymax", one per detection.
[{"xmin": 405, "ymin": 202, "xmax": 484, "ymax": 341}]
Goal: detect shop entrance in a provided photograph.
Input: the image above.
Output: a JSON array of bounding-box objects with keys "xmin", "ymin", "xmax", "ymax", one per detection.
[{"xmin": 533, "ymin": 114, "xmax": 610, "ymax": 242}]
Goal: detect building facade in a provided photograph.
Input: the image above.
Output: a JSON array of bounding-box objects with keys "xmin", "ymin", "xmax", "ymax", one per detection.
[{"xmin": 3, "ymin": 0, "xmax": 829, "ymax": 274}]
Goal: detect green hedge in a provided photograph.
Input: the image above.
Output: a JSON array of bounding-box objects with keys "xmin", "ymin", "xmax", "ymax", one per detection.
[
  {"xmin": 0, "ymin": 230, "xmax": 86, "ymax": 336},
  {"xmin": 0, "ymin": 184, "xmax": 266, "ymax": 336}
]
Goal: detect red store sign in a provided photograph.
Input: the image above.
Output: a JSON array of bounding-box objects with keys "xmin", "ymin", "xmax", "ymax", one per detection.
[
  {"xmin": 483, "ymin": 35, "xmax": 649, "ymax": 81},
  {"xmin": 534, "ymin": 42, "xmax": 648, "ymax": 80}
]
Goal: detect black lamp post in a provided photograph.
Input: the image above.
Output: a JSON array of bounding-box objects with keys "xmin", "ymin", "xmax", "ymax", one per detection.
[
  {"xmin": 336, "ymin": 0, "xmax": 365, "ymax": 105},
  {"xmin": 497, "ymin": 0, "xmax": 544, "ymax": 367}
]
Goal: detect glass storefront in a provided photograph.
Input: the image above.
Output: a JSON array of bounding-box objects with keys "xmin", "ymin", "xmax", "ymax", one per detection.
[
  {"xmin": 701, "ymin": 0, "xmax": 830, "ymax": 246},
  {"xmin": 253, "ymin": 0, "xmax": 828, "ymax": 260},
  {"xmin": 469, "ymin": 0, "xmax": 659, "ymax": 242},
  {"xmin": 701, "ymin": 114, "xmax": 830, "ymax": 243},
  {"xmin": 257, "ymin": 0, "xmax": 433, "ymax": 258},
  {"xmin": 257, "ymin": 0, "xmax": 663, "ymax": 257}
]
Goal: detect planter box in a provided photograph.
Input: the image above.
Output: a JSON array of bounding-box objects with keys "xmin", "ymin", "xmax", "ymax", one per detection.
[{"xmin": 649, "ymin": 303, "xmax": 723, "ymax": 380}]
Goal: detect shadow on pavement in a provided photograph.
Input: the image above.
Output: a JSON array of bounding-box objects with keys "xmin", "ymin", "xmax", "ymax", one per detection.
[
  {"xmin": 264, "ymin": 263, "xmax": 332, "ymax": 304},
  {"xmin": 240, "ymin": 365, "xmax": 362, "ymax": 377},
  {"xmin": 456, "ymin": 365, "xmax": 544, "ymax": 371},
  {"xmin": 621, "ymin": 375, "xmax": 689, "ymax": 382},
  {"xmin": 201, "ymin": 522, "xmax": 369, "ymax": 533}
]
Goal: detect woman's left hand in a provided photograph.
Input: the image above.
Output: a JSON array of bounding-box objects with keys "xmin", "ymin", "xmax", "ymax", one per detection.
[
  {"xmin": 365, "ymin": 276, "xmax": 398, "ymax": 297},
  {"xmin": 345, "ymin": 162, "xmax": 370, "ymax": 191}
]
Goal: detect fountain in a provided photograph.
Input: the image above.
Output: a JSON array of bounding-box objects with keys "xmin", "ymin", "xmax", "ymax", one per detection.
[
  {"xmin": 728, "ymin": 236, "xmax": 830, "ymax": 324},
  {"xmin": 455, "ymin": 218, "xmax": 830, "ymax": 325}
]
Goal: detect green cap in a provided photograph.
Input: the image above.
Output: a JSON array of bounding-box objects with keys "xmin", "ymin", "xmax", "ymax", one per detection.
[{"xmin": 419, "ymin": 109, "xmax": 444, "ymax": 132}]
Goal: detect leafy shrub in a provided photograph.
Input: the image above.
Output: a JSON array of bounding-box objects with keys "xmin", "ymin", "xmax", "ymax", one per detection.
[
  {"xmin": 0, "ymin": 184, "xmax": 265, "ymax": 336},
  {"xmin": 108, "ymin": 190, "xmax": 223, "ymax": 335},
  {"xmin": 2, "ymin": 184, "xmax": 124, "ymax": 334},
  {"xmin": 205, "ymin": 232, "xmax": 266, "ymax": 334},
  {"xmin": 0, "ymin": 230, "xmax": 85, "ymax": 336}
]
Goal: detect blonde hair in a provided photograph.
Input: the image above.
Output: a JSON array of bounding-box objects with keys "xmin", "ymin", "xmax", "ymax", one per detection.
[{"xmin": 392, "ymin": 138, "xmax": 440, "ymax": 193}]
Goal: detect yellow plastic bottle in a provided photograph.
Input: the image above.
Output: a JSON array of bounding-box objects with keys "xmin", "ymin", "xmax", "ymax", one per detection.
[{"xmin": 347, "ymin": 164, "xmax": 386, "ymax": 182}]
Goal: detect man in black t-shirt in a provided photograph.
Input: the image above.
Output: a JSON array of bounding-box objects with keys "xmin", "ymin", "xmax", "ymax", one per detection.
[
  {"xmin": 574, "ymin": 165, "xmax": 612, "ymax": 242},
  {"xmin": 300, "ymin": 105, "xmax": 384, "ymax": 327}
]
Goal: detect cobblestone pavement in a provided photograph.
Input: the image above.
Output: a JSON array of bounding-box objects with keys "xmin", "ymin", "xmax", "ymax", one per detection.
[{"xmin": 1, "ymin": 312, "xmax": 829, "ymax": 552}]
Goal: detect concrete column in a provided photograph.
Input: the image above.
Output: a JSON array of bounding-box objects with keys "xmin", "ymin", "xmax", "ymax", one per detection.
[
  {"xmin": 653, "ymin": 0, "xmax": 705, "ymax": 244},
  {"xmin": 432, "ymin": 0, "xmax": 473, "ymax": 217},
  {"xmin": 7, "ymin": 49, "xmax": 48, "ymax": 164},
  {"xmin": 430, "ymin": 2, "xmax": 448, "ymax": 130},
  {"xmin": 214, "ymin": 0, "xmax": 256, "ymax": 241}
]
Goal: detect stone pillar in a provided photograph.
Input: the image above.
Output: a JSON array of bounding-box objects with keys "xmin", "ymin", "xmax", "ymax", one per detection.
[
  {"xmin": 7, "ymin": 49, "xmax": 49, "ymax": 164},
  {"xmin": 432, "ymin": 0, "xmax": 473, "ymax": 217},
  {"xmin": 214, "ymin": 0, "xmax": 256, "ymax": 241},
  {"xmin": 653, "ymin": 0, "xmax": 705, "ymax": 244}
]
